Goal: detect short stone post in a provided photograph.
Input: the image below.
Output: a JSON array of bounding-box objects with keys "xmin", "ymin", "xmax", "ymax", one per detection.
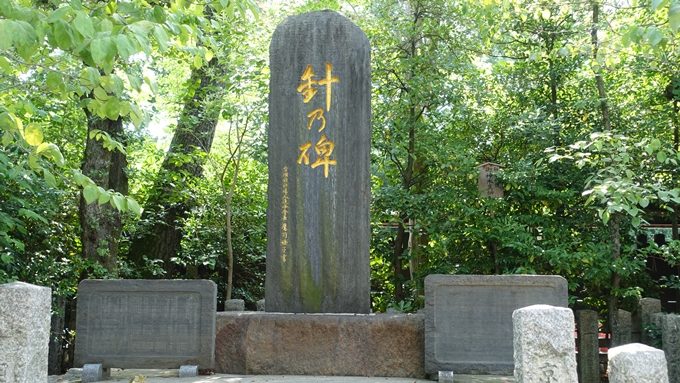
[
  {"xmin": 224, "ymin": 299, "xmax": 245, "ymax": 311},
  {"xmin": 611, "ymin": 309, "xmax": 632, "ymax": 347},
  {"xmin": 634, "ymin": 298, "xmax": 661, "ymax": 345},
  {"xmin": 256, "ymin": 299, "xmax": 265, "ymax": 311},
  {"xmin": 513, "ymin": 305, "xmax": 577, "ymax": 383},
  {"xmin": 0, "ymin": 282, "xmax": 52, "ymax": 383},
  {"xmin": 661, "ymin": 314, "xmax": 680, "ymax": 383},
  {"xmin": 608, "ymin": 343, "xmax": 669, "ymax": 383},
  {"xmin": 575, "ymin": 310, "xmax": 600, "ymax": 383}
]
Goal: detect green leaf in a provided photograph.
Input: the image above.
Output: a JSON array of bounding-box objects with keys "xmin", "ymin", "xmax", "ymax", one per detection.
[
  {"xmin": 127, "ymin": 197, "xmax": 142, "ymax": 216},
  {"xmin": 46, "ymin": 71, "xmax": 66, "ymax": 95},
  {"xmin": 640, "ymin": 197, "xmax": 650, "ymax": 208},
  {"xmin": 657, "ymin": 150, "xmax": 668, "ymax": 163},
  {"xmin": 97, "ymin": 190, "xmax": 110, "ymax": 205},
  {"xmin": 93, "ymin": 87, "xmax": 110, "ymax": 101},
  {"xmin": 18, "ymin": 208, "xmax": 48, "ymax": 224},
  {"xmin": 670, "ymin": 3, "xmax": 680, "ymax": 32},
  {"xmin": 0, "ymin": 20, "xmax": 13, "ymax": 50},
  {"xmin": 23, "ymin": 124, "xmax": 44, "ymax": 146},
  {"xmin": 90, "ymin": 37, "xmax": 116, "ymax": 68},
  {"xmin": 79, "ymin": 67, "xmax": 101, "ymax": 89},
  {"xmin": 103, "ymin": 98, "xmax": 120, "ymax": 120},
  {"xmin": 43, "ymin": 168, "xmax": 57, "ymax": 187},
  {"xmin": 153, "ymin": 25, "xmax": 169, "ymax": 52},
  {"xmin": 632, "ymin": 216, "xmax": 641, "ymax": 227},
  {"xmin": 52, "ymin": 20, "xmax": 75, "ymax": 50},
  {"xmin": 83, "ymin": 184, "xmax": 99, "ymax": 204},
  {"xmin": 130, "ymin": 104, "xmax": 143, "ymax": 127},
  {"xmin": 74, "ymin": 11, "xmax": 95, "ymax": 38},
  {"xmin": 111, "ymin": 194, "xmax": 126, "ymax": 211},
  {"xmin": 115, "ymin": 34, "xmax": 135, "ymax": 59},
  {"xmin": 36, "ymin": 143, "xmax": 65, "ymax": 166},
  {"xmin": 651, "ymin": 0, "xmax": 664, "ymax": 11}
]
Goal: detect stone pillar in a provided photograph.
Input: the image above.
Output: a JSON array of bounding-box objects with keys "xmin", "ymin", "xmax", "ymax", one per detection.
[
  {"xmin": 575, "ymin": 310, "xmax": 600, "ymax": 383},
  {"xmin": 635, "ymin": 298, "xmax": 662, "ymax": 346},
  {"xmin": 612, "ymin": 309, "xmax": 632, "ymax": 347},
  {"xmin": 0, "ymin": 282, "xmax": 52, "ymax": 383},
  {"xmin": 661, "ymin": 314, "xmax": 680, "ymax": 383},
  {"xmin": 513, "ymin": 305, "xmax": 577, "ymax": 383},
  {"xmin": 266, "ymin": 10, "xmax": 371, "ymax": 313},
  {"xmin": 608, "ymin": 343, "xmax": 669, "ymax": 383}
]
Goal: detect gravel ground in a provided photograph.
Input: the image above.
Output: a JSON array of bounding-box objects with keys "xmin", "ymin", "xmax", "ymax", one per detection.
[{"xmin": 49, "ymin": 369, "xmax": 515, "ymax": 383}]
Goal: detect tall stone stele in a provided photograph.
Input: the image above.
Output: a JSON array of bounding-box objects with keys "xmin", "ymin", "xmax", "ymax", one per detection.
[{"xmin": 266, "ymin": 10, "xmax": 371, "ymax": 313}]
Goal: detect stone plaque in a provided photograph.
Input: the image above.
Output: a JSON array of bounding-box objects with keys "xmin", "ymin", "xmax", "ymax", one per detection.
[
  {"xmin": 424, "ymin": 275, "xmax": 568, "ymax": 375},
  {"xmin": 266, "ymin": 10, "xmax": 371, "ymax": 313},
  {"xmin": 74, "ymin": 279, "xmax": 216, "ymax": 369},
  {"xmin": 0, "ymin": 282, "xmax": 51, "ymax": 383}
]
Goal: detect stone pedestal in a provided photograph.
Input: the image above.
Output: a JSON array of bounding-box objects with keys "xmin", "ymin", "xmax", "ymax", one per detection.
[
  {"xmin": 608, "ymin": 343, "xmax": 668, "ymax": 383},
  {"xmin": 512, "ymin": 305, "xmax": 577, "ymax": 383},
  {"xmin": 0, "ymin": 282, "xmax": 52, "ymax": 383}
]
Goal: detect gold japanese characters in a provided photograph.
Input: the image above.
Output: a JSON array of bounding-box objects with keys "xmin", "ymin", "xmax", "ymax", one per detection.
[{"xmin": 295, "ymin": 63, "xmax": 339, "ymax": 178}]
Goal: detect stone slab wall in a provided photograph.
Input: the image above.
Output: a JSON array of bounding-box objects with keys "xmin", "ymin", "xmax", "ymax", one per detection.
[
  {"xmin": 214, "ymin": 312, "xmax": 424, "ymax": 377},
  {"xmin": 424, "ymin": 274, "xmax": 568, "ymax": 375},
  {"xmin": 74, "ymin": 279, "xmax": 216, "ymax": 369},
  {"xmin": 0, "ymin": 282, "xmax": 51, "ymax": 383}
]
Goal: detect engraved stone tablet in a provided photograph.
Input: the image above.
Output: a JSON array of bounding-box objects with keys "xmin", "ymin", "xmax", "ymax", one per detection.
[
  {"xmin": 74, "ymin": 279, "xmax": 216, "ymax": 369},
  {"xmin": 424, "ymin": 275, "xmax": 568, "ymax": 375},
  {"xmin": 266, "ymin": 10, "xmax": 371, "ymax": 313}
]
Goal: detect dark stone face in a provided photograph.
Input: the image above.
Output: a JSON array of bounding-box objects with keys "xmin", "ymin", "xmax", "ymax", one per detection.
[
  {"xmin": 74, "ymin": 279, "xmax": 217, "ymax": 369},
  {"xmin": 265, "ymin": 11, "xmax": 371, "ymax": 313}
]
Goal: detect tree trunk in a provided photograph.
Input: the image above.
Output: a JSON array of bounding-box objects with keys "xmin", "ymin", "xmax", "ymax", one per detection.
[
  {"xmin": 128, "ymin": 59, "xmax": 223, "ymax": 274},
  {"xmin": 80, "ymin": 112, "xmax": 128, "ymax": 273}
]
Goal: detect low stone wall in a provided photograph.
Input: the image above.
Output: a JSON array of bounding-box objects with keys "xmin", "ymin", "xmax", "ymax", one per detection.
[{"xmin": 215, "ymin": 312, "xmax": 424, "ymax": 378}]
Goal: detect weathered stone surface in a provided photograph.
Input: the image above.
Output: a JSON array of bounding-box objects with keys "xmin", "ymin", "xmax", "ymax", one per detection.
[
  {"xmin": 424, "ymin": 275, "xmax": 568, "ymax": 375},
  {"xmin": 512, "ymin": 305, "xmax": 577, "ymax": 383},
  {"xmin": 575, "ymin": 310, "xmax": 599, "ymax": 383},
  {"xmin": 224, "ymin": 299, "xmax": 245, "ymax": 311},
  {"xmin": 81, "ymin": 364, "xmax": 109, "ymax": 383},
  {"xmin": 608, "ymin": 343, "xmax": 669, "ymax": 383},
  {"xmin": 439, "ymin": 371, "xmax": 454, "ymax": 383},
  {"xmin": 256, "ymin": 299, "xmax": 265, "ymax": 311},
  {"xmin": 266, "ymin": 10, "xmax": 371, "ymax": 313},
  {"xmin": 635, "ymin": 298, "xmax": 661, "ymax": 345},
  {"xmin": 612, "ymin": 309, "xmax": 632, "ymax": 347},
  {"xmin": 74, "ymin": 279, "xmax": 216, "ymax": 369},
  {"xmin": 214, "ymin": 312, "xmax": 424, "ymax": 377},
  {"xmin": 661, "ymin": 314, "xmax": 680, "ymax": 383},
  {"xmin": 0, "ymin": 282, "xmax": 51, "ymax": 383},
  {"xmin": 178, "ymin": 365, "xmax": 198, "ymax": 378}
]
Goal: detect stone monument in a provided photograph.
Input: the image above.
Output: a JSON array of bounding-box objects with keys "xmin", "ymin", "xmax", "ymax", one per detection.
[
  {"xmin": 266, "ymin": 10, "xmax": 371, "ymax": 313},
  {"xmin": 0, "ymin": 282, "xmax": 52, "ymax": 383},
  {"xmin": 608, "ymin": 343, "xmax": 669, "ymax": 383},
  {"xmin": 424, "ymin": 274, "xmax": 568, "ymax": 374},
  {"xmin": 74, "ymin": 279, "xmax": 216, "ymax": 377}
]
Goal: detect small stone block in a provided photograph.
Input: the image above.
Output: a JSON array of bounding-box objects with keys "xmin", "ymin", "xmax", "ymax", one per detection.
[
  {"xmin": 256, "ymin": 299, "xmax": 265, "ymax": 311},
  {"xmin": 224, "ymin": 299, "xmax": 245, "ymax": 311},
  {"xmin": 438, "ymin": 370, "xmax": 454, "ymax": 383},
  {"xmin": 608, "ymin": 343, "xmax": 669, "ymax": 383},
  {"xmin": 179, "ymin": 365, "xmax": 199, "ymax": 377},
  {"xmin": 82, "ymin": 364, "xmax": 105, "ymax": 382},
  {"xmin": 0, "ymin": 282, "xmax": 52, "ymax": 383},
  {"xmin": 513, "ymin": 304, "xmax": 577, "ymax": 383}
]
